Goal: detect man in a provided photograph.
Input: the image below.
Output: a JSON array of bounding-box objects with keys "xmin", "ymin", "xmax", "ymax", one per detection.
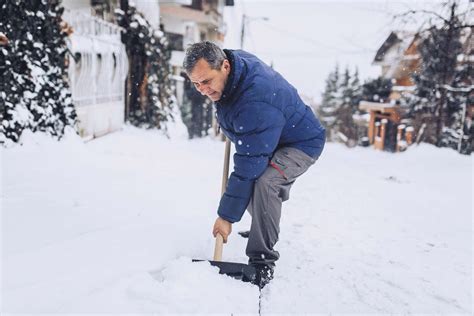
[{"xmin": 183, "ymin": 41, "xmax": 326, "ymax": 288}]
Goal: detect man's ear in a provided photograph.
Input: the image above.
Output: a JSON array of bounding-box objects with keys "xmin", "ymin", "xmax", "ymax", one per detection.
[{"xmin": 222, "ymin": 59, "xmax": 230, "ymax": 73}]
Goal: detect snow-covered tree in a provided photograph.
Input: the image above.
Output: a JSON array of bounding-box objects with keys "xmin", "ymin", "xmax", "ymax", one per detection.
[
  {"xmin": 361, "ymin": 77, "xmax": 392, "ymax": 103},
  {"xmin": 350, "ymin": 67, "xmax": 363, "ymax": 112},
  {"xmin": 0, "ymin": 0, "xmax": 77, "ymax": 145},
  {"xmin": 341, "ymin": 67, "xmax": 352, "ymax": 105},
  {"xmin": 402, "ymin": 0, "xmax": 472, "ymax": 153},
  {"xmin": 318, "ymin": 65, "xmax": 341, "ymax": 141},
  {"xmin": 337, "ymin": 67, "xmax": 358, "ymax": 141},
  {"xmin": 115, "ymin": 3, "xmax": 177, "ymax": 133},
  {"xmin": 319, "ymin": 65, "xmax": 364, "ymax": 143},
  {"xmin": 441, "ymin": 57, "xmax": 473, "ymax": 154}
]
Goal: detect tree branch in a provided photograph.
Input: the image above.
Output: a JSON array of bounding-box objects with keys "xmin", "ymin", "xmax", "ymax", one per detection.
[{"xmin": 394, "ymin": 9, "xmax": 450, "ymax": 25}]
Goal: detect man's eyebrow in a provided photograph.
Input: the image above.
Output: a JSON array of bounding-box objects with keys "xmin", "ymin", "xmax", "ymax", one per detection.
[{"xmin": 192, "ymin": 78, "xmax": 211, "ymax": 84}]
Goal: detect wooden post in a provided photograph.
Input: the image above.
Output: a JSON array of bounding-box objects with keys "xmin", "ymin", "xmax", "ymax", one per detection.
[
  {"xmin": 374, "ymin": 121, "xmax": 381, "ymax": 150},
  {"xmin": 406, "ymin": 126, "xmax": 414, "ymax": 145},
  {"xmin": 396, "ymin": 125, "xmax": 404, "ymax": 152},
  {"xmin": 380, "ymin": 119, "xmax": 387, "ymax": 150},
  {"xmin": 368, "ymin": 111, "xmax": 376, "ymax": 144}
]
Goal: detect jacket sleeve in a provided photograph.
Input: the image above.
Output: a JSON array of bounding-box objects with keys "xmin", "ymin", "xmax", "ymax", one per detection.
[{"xmin": 217, "ymin": 102, "xmax": 285, "ymax": 223}]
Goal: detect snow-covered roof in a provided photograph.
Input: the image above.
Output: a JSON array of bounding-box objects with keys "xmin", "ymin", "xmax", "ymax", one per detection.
[
  {"xmin": 372, "ymin": 31, "xmax": 421, "ymax": 80},
  {"xmin": 373, "ymin": 31, "xmax": 416, "ymax": 65}
]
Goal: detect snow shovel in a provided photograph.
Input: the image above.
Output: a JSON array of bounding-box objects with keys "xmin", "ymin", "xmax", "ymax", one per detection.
[{"xmin": 192, "ymin": 137, "xmax": 257, "ymax": 284}]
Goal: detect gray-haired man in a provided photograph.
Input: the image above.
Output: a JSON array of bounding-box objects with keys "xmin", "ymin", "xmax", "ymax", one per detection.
[{"xmin": 183, "ymin": 41, "xmax": 326, "ymax": 288}]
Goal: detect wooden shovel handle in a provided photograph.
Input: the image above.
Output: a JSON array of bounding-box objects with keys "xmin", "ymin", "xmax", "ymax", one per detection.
[
  {"xmin": 213, "ymin": 234, "xmax": 224, "ymax": 261},
  {"xmin": 214, "ymin": 138, "xmax": 231, "ymax": 261},
  {"xmin": 220, "ymin": 138, "xmax": 231, "ymax": 195}
]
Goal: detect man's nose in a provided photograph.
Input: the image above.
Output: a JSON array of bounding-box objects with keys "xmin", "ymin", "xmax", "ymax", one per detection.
[
  {"xmin": 196, "ymin": 84, "xmax": 207, "ymax": 95},
  {"xmin": 200, "ymin": 87, "xmax": 212, "ymax": 96}
]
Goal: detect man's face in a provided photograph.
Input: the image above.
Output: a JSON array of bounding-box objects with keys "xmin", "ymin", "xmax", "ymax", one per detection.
[{"xmin": 188, "ymin": 58, "xmax": 230, "ymax": 102}]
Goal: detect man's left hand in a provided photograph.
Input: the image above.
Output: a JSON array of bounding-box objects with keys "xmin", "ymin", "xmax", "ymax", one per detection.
[{"xmin": 213, "ymin": 217, "xmax": 232, "ymax": 243}]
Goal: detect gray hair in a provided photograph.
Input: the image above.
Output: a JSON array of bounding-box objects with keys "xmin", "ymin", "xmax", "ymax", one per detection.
[{"xmin": 183, "ymin": 41, "xmax": 227, "ymax": 73}]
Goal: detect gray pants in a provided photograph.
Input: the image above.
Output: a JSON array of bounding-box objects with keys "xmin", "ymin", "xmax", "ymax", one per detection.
[{"xmin": 246, "ymin": 147, "xmax": 317, "ymax": 265}]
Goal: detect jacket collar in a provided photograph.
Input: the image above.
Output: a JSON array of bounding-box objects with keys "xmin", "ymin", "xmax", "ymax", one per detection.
[{"xmin": 217, "ymin": 49, "xmax": 244, "ymax": 105}]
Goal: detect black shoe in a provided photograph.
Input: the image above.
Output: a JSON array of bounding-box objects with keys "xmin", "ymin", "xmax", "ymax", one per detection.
[
  {"xmin": 238, "ymin": 230, "xmax": 250, "ymax": 238},
  {"xmin": 250, "ymin": 263, "xmax": 274, "ymax": 289}
]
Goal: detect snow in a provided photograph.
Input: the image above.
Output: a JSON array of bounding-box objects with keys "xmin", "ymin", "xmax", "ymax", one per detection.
[
  {"xmin": 1, "ymin": 127, "xmax": 472, "ymax": 314},
  {"xmin": 442, "ymin": 84, "xmax": 474, "ymax": 93},
  {"xmin": 337, "ymin": 131, "xmax": 348, "ymax": 143},
  {"xmin": 36, "ymin": 11, "xmax": 45, "ymax": 19},
  {"xmin": 392, "ymin": 85, "xmax": 416, "ymax": 92},
  {"xmin": 9, "ymin": 104, "xmax": 33, "ymax": 127}
]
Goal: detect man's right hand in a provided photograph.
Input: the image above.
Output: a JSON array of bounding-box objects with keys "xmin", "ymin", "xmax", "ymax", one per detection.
[{"xmin": 213, "ymin": 217, "xmax": 232, "ymax": 243}]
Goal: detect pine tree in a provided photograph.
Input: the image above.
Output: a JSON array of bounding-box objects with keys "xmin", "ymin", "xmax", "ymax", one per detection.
[
  {"xmin": 115, "ymin": 3, "xmax": 177, "ymax": 133},
  {"xmin": 337, "ymin": 67, "xmax": 357, "ymax": 140},
  {"xmin": 319, "ymin": 65, "xmax": 364, "ymax": 143},
  {"xmin": 0, "ymin": 0, "xmax": 77, "ymax": 145},
  {"xmin": 318, "ymin": 64, "xmax": 341, "ymax": 141},
  {"xmin": 341, "ymin": 67, "xmax": 352, "ymax": 107},
  {"xmin": 350, "ymin": 67, "xmax": 362, "ymax": 112}
]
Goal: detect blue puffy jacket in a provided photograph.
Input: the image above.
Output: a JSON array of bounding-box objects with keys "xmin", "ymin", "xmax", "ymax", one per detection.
[{"xmin": 215, "ymin": 49, "xmax": 326, "ymax": 223}]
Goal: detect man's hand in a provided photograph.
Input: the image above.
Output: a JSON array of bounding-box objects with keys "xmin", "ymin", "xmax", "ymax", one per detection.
[{"xmin": 213, "ymin": 217, "xmax": 232, "ymax": 243}]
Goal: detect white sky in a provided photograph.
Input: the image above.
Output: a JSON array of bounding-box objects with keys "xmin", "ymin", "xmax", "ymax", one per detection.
[{"xmin": 224, "ymin": 0, "xmax": 459, "ymax": 102}]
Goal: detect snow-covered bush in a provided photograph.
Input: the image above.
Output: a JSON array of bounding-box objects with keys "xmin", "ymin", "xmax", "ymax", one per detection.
[
  {"xmin": 0, "ymin": 0, "xmax": 77, "ymax": 146},
  {"xmin": 115, "ymin": 4, "xmax": 177, "ymax": 134}
]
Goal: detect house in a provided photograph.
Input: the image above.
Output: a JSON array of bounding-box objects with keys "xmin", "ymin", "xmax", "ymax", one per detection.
[
  {"xmin": 62, "ymin": 0, "xmax": 238, "ymax": 140},
  {"xmin": 372, "ymin": 31, "xmax": 420, "ymax": 100},
  {"xmin": 62, "ymin": 0, "xmax": 129, "ymax": 140},
  {"xmin": 62, "ymin": 0, "xmax": 175, "ymax": 140},
  {"xmin": 358, "ymin": 31, "xmax": 419, "ymax": 152}
]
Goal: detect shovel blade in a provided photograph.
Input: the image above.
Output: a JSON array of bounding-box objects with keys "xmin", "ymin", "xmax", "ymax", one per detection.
[{"xmin": 192, "ymin": 259, "xmax": 257, "ymax": 283}]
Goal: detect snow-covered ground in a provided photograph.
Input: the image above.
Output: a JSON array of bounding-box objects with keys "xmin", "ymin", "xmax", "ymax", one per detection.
[{"xmin": 1, "ymin": 126, "xmax": 472, "ymax": 314}]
